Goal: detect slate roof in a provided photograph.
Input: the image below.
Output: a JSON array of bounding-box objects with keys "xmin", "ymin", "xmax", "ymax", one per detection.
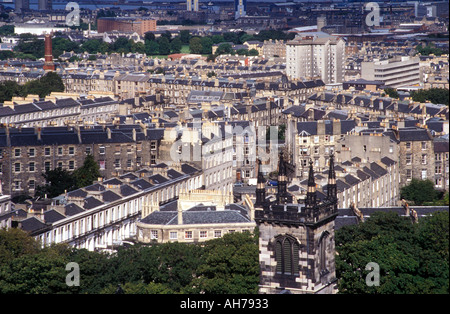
[
  {"xmin": 398, "ymin": 127, "xmax": 433, "ymax": 142},
  {"xmin": 0, "ymin": 125, "xmax": 164, "ymax": 148},
  {"xmin": 101, "ymin": 190, "xmax": 122, "ymax": 203},
  {"xmin": 20, "ymin": 216, "xmax": 47, "ymax": 233},
  {"xmin": 140, "ymin": 210, "xmax": 251, "ymax": 225},
  {"xmin": 64, "ymin": 203, "xmax": 85, "ymax": 216},
  {"xmin": 83, "ymin": 196, "xmax": 104, "ymax": 210},
  {"xmin": 130, "ymin": 178, "xmax": 153, "ymax": 191},
  {"xmin": 434, "ymin": 139, "xmax": 449, "ymax": 153},
  {"xmin": 44, "ymin": 209, "xmax": 66, "ymax": 224}
]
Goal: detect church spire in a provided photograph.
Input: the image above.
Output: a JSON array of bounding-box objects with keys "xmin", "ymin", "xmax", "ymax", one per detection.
[
  {"xmin": 327, "ymin": 153, "xmax": 337, "ymax": 201},
  {"xmin": 277, "ymin": 151, "xmax": 288, "ymax": 204},
  {"xmin": 305, "ymin": 159, "xmax": 317, "ymax": 207},
  {"xmin": 255, "ymin": 159, "xmax": 266, "ymax": 208}
]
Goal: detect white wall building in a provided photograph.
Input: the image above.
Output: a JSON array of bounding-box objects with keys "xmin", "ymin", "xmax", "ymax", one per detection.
[
  {"xmin": 361, "ymin": 56, "xmax": 421, "ymax": 88},
  {"xmin": 8, "ymin": 165, "xmax": 203, "ymax": 252},
  {"xmin": 286, "ymin": 33, "xmax": 346, "ymax": 84}
]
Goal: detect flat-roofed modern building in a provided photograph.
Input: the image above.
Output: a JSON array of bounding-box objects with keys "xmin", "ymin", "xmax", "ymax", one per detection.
[{"xmin": 361, "ymin": 56, "xmax": 420, "ymax": 89}]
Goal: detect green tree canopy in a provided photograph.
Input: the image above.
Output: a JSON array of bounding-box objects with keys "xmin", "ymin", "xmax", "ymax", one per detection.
[
  {"xmin": 189, "ymin": 37, "xmax": 203, "ymax": 54},
  {"xmin": 200, "ymin": 37, "xmax": 213, "ymax": 55},
  {"xmin": 0, "ymin": 80, "xmax": 24, "ymax": 103},
  {"xmin": 35, "ymin": 167, "xmax": 77, "ymax": 199},
  {"xmin": 410, "ymin": 88, "xmax": 449, "ymax": 107},
  {"xmin": 145, "ymin": 40, "xmax": 159, "ymax": 55},
  {"xmin": 22, "ymin": 71, "xmax": 65, "ymax": 98},
  {"xmin": 72, "ymin": 154, "xmax": 101, "ymax": 189},
  {"xmin": 157, "ymin": 36, "xmax": 171, "ymax": 55},
  {"xmin": 336, "ymin": 211, "xmax": 449, "ymax": 294},
  {"xmin": 400, "ymin": 179, "xmax": 440, "ymax": 205},
  {"xmin": 170, "ymin": 37, "xmax": 183, "ymax": 54}
]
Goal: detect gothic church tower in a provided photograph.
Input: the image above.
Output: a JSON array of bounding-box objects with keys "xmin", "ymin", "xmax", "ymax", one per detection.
[{"xmin": 255, "ymin": 153, "xmax": 338, "ymax": 294}]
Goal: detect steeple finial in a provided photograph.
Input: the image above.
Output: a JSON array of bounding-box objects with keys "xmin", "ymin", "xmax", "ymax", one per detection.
[
  {"xmin": 255, "ymin": 158, "xmax": 266, "ymax": 208},
  {"xmin": 306, "ymin": 159, "xmax": 317, "ymax": 207},
  {"xmin": 327, "ymin": 153, "xmax": 337, "ymax": 201}
]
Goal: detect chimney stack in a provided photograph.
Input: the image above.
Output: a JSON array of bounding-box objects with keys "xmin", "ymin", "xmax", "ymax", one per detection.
[
  {"xmin": 177, "ymin": 207, "xmax": 183, "ymax": 225},
  {"xmin": 43, "ymin": 34, "xmax": 55, "ymax": 72}
]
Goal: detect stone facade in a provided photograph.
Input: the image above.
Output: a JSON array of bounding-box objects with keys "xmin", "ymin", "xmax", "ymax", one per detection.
[
  {"xmin": 258, "ymin": 217, "xmax": 336, "ymax": 294},
  {"xmin": 398, "ymin": 127, "xmax": 435, "ymax": 187},
  {"xmin": 255, "ymin": 154, "xmax": 338, "ymax": 294},
  {"xmin": 0, "ymin": 124, "xmax": 163, "ymax": 197}
]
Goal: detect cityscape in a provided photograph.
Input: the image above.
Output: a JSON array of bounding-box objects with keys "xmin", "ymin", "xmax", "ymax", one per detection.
[{"xmin": 0, "ymin": 0, "xmax": 448, "ymax": 297}]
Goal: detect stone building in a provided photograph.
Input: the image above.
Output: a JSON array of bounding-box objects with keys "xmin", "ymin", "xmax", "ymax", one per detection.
[
  {"xmin": 255, "ymin": 153, "xmax": 338, "ymax": 294},
  {"xmin": 136, "ymin": 189, "xmax": 255, "ymax": 244},
  {"xmin": 433, "ymin": 137, "xmax": 449, "ymax": 191},
  {"xmin": 0, "ymin": 93, "xmax": 119, "ymax": 127},
  {"xmin": 4, "ymin": 164, "xmax": 202, "ymax": 252},
  {"xmin": 263, "ymin": 40, "xmax": 286, "ymax": 58},
  {"xmin": 0, "ymin": 124, "xmax": 164, "ymax": 197},
  {"xmin": 338, "ymin": 133, "xmax": 398, "ymax": 167},
  {"xmin": 158, "ymin": 121, "xmax": 234, "ymax": 194},
  {"xmin": 285, "ymin": 119, "xmax": 356, "ymax": 178},
  {"xmin": 0, "ymin": 193, "xmax": 13, "ymax": 229},
  {"xmin": 397, "ymin": 127, "xmax": 435, "ymax": 187}
]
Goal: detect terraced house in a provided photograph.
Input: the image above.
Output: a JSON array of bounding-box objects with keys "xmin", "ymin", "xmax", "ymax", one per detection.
[
  {"xmin": 0, "ymin": 94, "xmax": 119, "ymax": 127},
  {"xmin": 6, "ymin": 164, "xmax": 202, "ymax": 251},
  {"xmin": 0, "ymin": 124, "xmax": 164, "ymax": 197}
]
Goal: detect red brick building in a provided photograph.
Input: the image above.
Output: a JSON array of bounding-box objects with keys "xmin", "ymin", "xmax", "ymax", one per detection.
[{"xmin": 97, "ymin": 17, "xmax": 157, "ymax": 36}]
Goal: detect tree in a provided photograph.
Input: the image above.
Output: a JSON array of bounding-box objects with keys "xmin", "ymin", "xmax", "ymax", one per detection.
[
  {"xmin": 179, "ymin": 30, "xmax": 191, "ymax": 44},
  {"xmin": 211, "ymin": 34, "xmax": 224, "ymax": 44},
  {"xmin": 336, "ymin": 211, "xmax": 449, "ymax": 294},
  {"xmin": 193, "ymin": 231, "xmax": 259, "ymax": 294},
  {"xmin": 35, "ymin": 167, "xmax": 77, "ymax": 198},
  {"xmin": 0, "ymin": 50, "xmax": 14, "ymax": 60},
  {"xmin": 145, "ymin": 40, "xmax": 159, "ymax": 55},
  {"xmin": 215, "ymin": 43, "xmax": 232, "ymax": 55},
  {"xmin": 384, "ymin": 88, "xmax": 399, "ymax": 99},
  {"xmin": 410, "ymin": 88, "xmax": 449, "ymax": 107},
  {"xmin": 0, "ymin": 80, "xmax": 23, "ymax": 103},
  {"xmin": 200, "ymin": 37, "xmax": 213, "ymax": 55},
  {"xmin": 248, "ymin": 48, "xmax": 259, "ymax": 56},
  {"xmin": 23, "ymin": 71, "xmax": 65, "ymax": 98},
  {"xmin": 170, "ymin": 37, "xmax": 182, "ymax": 54},
  {"xmin": 144, "ymin": 32, "xmax": 155, "ymax": 42},
  {"xmin": 0, "ymin": 25, "xmax": 14, "ymax": 36},
  {"xmin": 0, "ymin": 228, "xmax": 40, "ymax": 264},
  {"xmin": 189, "ymin": 37, "xmax": 203, "ymax": 54},
  {"xmin": 400, "ymin": 179, "xmax": 439, "ymax": 205},
  {"xmin": 52, "ymin": 37, "xmax": 80, "ymax": 59},
  {"xmin": 73, "ymin": 154, "xmax": 101, "ymax": 189},
  {"xmin": 112, "ymin": 37, "xmax": 132, "ymax": 53},
  {"xmin": 157, "ymin": 36, "xmax": 171, "ymax": 55},
  {"xmin": 81, "ymin": 38, "xmax": 102, "ymax": 54},
  {"xmin": 13, "ymin": 35, "xmax": 45, "ymax": 59},
  {"xmin": 132, "ymin": 42, "xmax": 146, "ymax": 54},
  {"xmin": 161, "ymin": 31, "xmax": 172, "ymax": 41}
]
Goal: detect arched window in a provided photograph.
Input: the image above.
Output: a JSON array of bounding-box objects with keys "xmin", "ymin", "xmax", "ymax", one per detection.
[
  {"xmin": 275, "ymin": 236, "xmax": 299, "ymax": 276},
  {"xmin": 318, "ymin": 232, "xmax": 329, "ymax": 275}
]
